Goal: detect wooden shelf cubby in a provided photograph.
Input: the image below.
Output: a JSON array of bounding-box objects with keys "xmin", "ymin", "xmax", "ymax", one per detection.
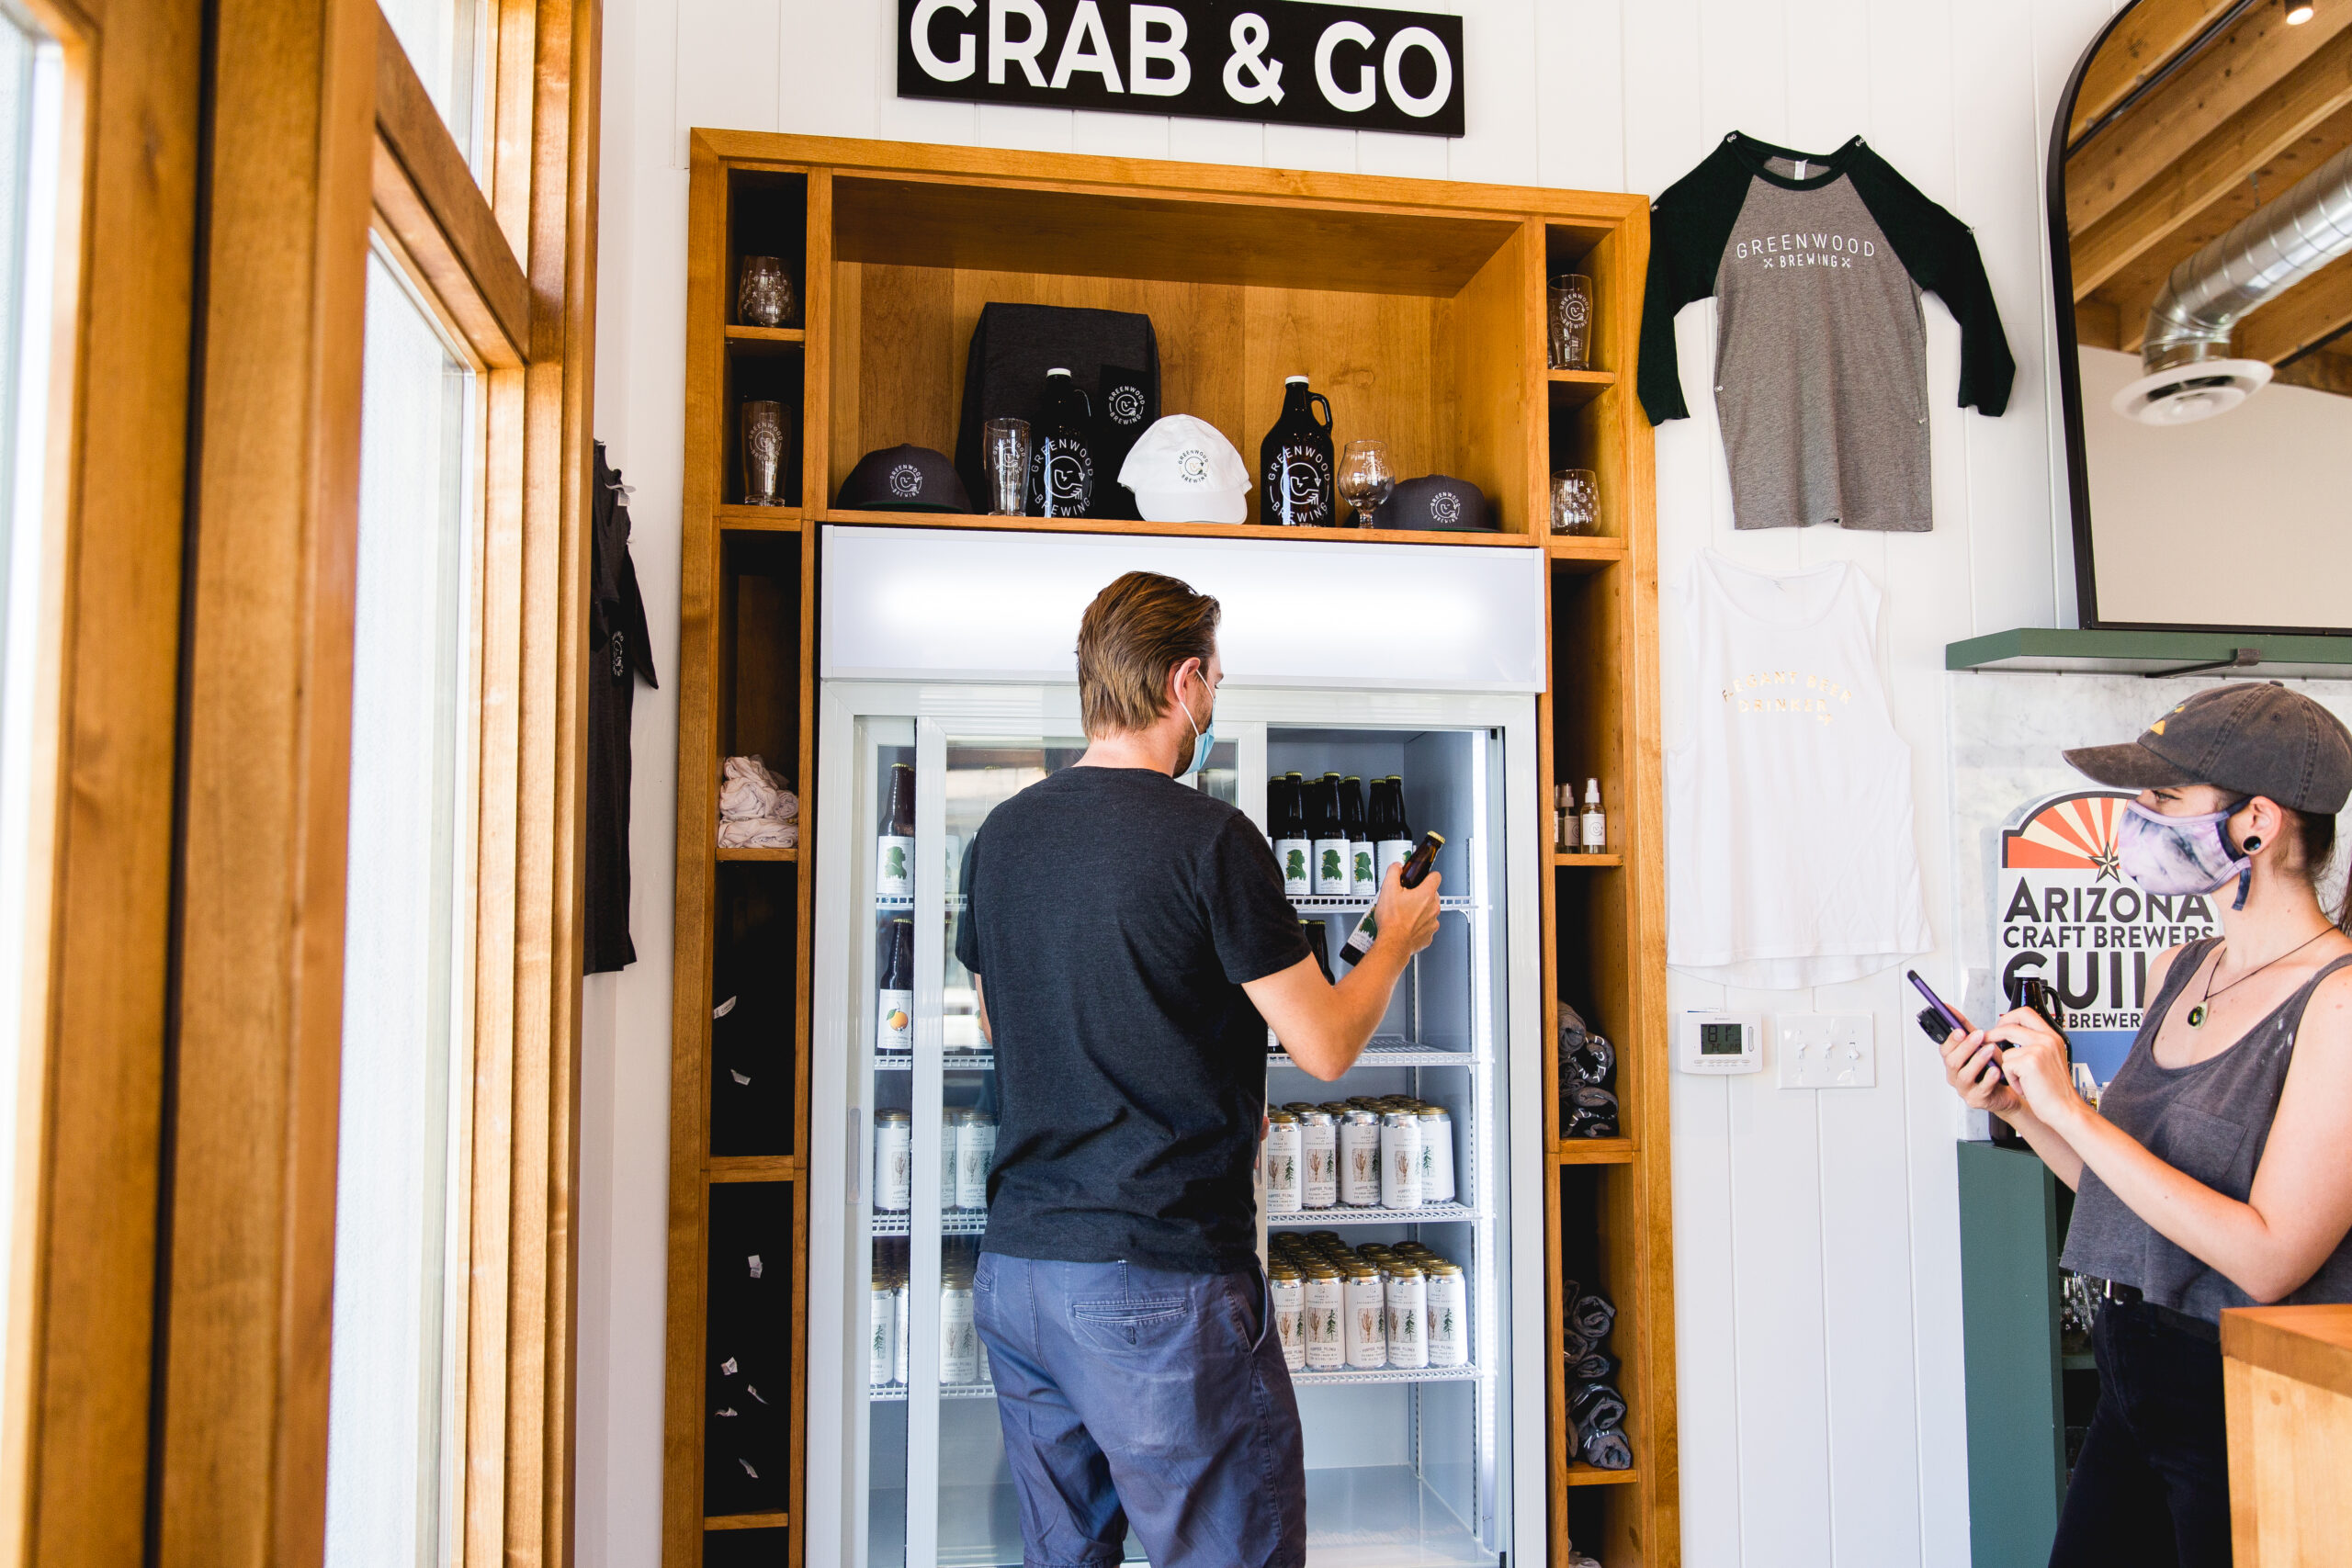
[{"xmin": 667, "ymin": 131, "xmax": 1672, "ymax": 1568}]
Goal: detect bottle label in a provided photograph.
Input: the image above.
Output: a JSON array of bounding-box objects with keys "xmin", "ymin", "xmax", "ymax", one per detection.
[
  {"xmin": 1312, "ymin": 837, "xmax": 1351, "ymax": 896},
  {"xmin": 876, "ymin": 834, "xmax": 913, "ymax": 897},
  {"xmin": 1265, "ymin": 446, "xmax": 1332, "ymax": 525},
  {"xmin": 1032, "ymin": 437, "xmax": 1094, "ymax": 516},
  {"xmin": 1376, "ymin": 839, "xmax": 1412, "ymax": 883},
  {"xmin": 1340, "ymin": 909, "xmax": 1377, "ymax": 965},
  {"xmin": 876, "ymin": 988, "xmax": 912, "ymax": 1054},
  {"xmin": 1581, "ymin": 809, "xmax": 1606, "ymax": 851},
  {"xmin": 1351, "ymin": 843, "xmax": 1376, "ymax": 897},
  {"xmin": 1275, "ymin": 838, "xmax": 1312, "ymax": 895}
]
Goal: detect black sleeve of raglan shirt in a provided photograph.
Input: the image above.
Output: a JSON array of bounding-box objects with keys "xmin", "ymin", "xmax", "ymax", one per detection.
[
  {"xmin": 1846, "ymin": 145, "xmax": 2016, "ymax": 416},
  {"xmin": 1636, "ymin": 141, "xmax": 1757, "ymax": 425}
]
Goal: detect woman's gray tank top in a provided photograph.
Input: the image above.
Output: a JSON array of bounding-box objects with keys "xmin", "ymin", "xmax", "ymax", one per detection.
[{"xmin": 2061, "ymin": 936, "xmax": 2352, "ymax": 1321}]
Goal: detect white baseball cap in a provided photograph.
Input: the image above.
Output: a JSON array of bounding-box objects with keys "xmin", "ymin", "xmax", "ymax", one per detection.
[{"xmin": 1117, "ymin": 414, "xmax": 1251, "ymax": 524}]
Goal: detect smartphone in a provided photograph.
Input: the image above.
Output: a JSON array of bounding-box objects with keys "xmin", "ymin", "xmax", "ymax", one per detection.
[{"xmin": 1906, "ymin": 969, "xmax": 1973, "ymax": 1041}]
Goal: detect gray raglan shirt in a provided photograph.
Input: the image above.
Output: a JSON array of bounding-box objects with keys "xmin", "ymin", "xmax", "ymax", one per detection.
[{"xmin": 1637, "ymin": 133, "xmax": 2014, "ymax": 531}]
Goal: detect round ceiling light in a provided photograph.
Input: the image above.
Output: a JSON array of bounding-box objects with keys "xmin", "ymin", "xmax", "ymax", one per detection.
[{"xmin": 2109, "ymin": 358, "xmax": 2274, "ymax": 425}]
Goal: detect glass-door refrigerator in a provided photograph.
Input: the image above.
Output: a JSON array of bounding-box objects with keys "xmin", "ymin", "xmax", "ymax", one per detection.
[{"xmin": 806, "ymin": 528, "xmax": 1546, "ymax": 1568}]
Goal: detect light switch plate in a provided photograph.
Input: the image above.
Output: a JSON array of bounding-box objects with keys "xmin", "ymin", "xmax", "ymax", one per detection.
[{"xmin": 1777, "ymin": 1013, "xmax": 1876, "ymax": 1089}]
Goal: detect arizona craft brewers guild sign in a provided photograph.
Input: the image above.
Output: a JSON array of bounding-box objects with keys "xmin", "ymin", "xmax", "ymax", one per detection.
[
  {"xmin": 899, "ymin": 0, "xmax": 1465, "ymax": 137},
  {"xmin": 1996, "ymin": 790, "xmax": 2222, "ymax": 1084}
]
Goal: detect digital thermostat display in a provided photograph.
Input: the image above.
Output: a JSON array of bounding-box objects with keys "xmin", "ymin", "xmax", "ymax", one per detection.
[{"xmin": 1679, "ymin": 1011, "xmax": 1764, "ymax": 1075}]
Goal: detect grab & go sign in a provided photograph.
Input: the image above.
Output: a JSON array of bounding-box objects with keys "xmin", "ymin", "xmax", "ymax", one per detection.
[{"xmin": 898, "ymin": 0, "xmax": 1466, "ymax": 137}]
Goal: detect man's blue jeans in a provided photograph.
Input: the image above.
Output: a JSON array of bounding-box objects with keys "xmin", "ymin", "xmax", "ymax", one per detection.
[{"xmin": 973, "ymin": 1252, "xmax": 1306, "ymax": 1568}]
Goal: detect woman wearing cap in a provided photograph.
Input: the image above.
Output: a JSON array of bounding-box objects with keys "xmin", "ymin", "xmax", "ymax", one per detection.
[{"xmin": 1940, "ymin": 682, "xmax": 2352, "ymax": 1568}]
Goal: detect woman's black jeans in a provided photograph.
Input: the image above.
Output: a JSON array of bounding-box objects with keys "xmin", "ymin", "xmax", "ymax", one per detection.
[{"xmin": 2049, "ymin": 1296, "xmax": 2232, "ymax": 1568}]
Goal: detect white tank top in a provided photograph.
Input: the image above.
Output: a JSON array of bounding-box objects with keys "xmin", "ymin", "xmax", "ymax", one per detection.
[{"xmin": 1667, "ymin": 552, "xmax": 1929, "ymax": 987}]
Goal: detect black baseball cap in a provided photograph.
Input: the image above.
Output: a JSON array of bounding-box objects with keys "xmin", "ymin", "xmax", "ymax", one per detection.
[
  {"xmin": 2062, "ymin": 682, "xmax": 2352, "ymax": 814},
  {"xmin": 1378, "ymin": 474, "xmax": 1494, "ymax": 532},
  {"xmin": 836, "ymin": 445, "xmax": 973, "ymax": 513}
]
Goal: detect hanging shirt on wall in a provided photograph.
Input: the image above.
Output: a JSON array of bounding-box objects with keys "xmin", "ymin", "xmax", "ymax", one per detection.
[
  {"xmin": 1637, "ymin": 133, "xmax": 2014, "ymax": 532},
  {"xmin": 1667, "ymin": 552, "xmax": 1930, "ymax": 987},
  {"xmin": 587, "ymin": 441, "xmax": 658, "ymax": 974}
]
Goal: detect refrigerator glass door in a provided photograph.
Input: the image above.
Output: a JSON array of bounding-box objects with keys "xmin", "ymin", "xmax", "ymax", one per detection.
[{"xmin": 813, "ymin": 684, "xmax": 1538, "ymax": 1568}]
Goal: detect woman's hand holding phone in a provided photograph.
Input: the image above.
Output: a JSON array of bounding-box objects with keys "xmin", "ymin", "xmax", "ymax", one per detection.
[
  {"xmin": 1984, "ymin": 1006, "xmax": 2084, "ymax": 1132},
  {"xmin": 1939, "ymin": 1025, "xmax": 2024, "ymax": 1120}
]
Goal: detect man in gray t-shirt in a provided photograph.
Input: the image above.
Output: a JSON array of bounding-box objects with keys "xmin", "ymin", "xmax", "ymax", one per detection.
[{"xmin": 1638, "ymin": 131, "xmax": 2013, "ymax": 531}]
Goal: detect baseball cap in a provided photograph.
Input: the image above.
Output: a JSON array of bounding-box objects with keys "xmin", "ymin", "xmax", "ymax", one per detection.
[
  {"xmin": 1117, "ymin": 414, "xmax": 1250, "ymax": 524},
  {"xmin": 2062, "ymin": 682, "xmax": 2352, "ymax": 814},
  {"xmin": 836, "ymin": 445, "xmax": 973, "ymax": 513},
  {"xmin": 1380, "ymin": 474, "xmax": 1495, "ymax": 532}
]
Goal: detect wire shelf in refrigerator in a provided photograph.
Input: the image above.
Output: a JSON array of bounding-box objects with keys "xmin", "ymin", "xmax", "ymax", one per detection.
[
  {"xmin": 1289, "ymin": 894, "xmax": 1477, "ymax": 913},
  {"xmin": 866, "ymin": 1382, "xmax": 996, "ymax": 1403},
  {"xmin": 870, "ymin": 895, "xmax": 969, "ymax": 914},
  {"xmin": 868, "ymin": 1211, "xmax": 989, "ymax": 1236},
  {"xmin": 1287, "ymin": 1361, "xmax": 1481, "ymax": 1388},
  {"xmin": 873, "ymin": 1051, "xmax": 994, "ymax": 1072},
  {"xmin": 1267, "ymin": 1037, "xmax": 1483, "ymax": 1068},
  {"xmin": 1266, "ymin": 1201, "xmax": 1477, "ymax": 1227}
]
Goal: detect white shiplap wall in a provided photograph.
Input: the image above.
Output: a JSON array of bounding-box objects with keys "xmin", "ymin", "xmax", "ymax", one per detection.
[{"xmin": 578, "ymin": 4, "xmax": 2120, "ymax": 1563}]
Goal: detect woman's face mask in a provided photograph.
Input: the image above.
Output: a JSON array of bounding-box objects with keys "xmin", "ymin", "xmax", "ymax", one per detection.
[{"xmin": 2118, "ymin": 796, "xmax": 2255, "ymax": 908}]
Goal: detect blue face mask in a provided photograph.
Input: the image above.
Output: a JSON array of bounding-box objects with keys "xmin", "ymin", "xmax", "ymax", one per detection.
[{"xmin": 1175, "ymin": 672, "xmax": 1217, "ymax": 779}]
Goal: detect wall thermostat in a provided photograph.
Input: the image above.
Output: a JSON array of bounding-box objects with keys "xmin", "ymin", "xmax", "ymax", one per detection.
[{"xmin": 1679, "ymin": 1011, "xmax": 1763, "ymax": 1075}]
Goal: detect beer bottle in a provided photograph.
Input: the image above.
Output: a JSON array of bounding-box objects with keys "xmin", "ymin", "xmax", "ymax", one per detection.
[
  {"xmin": 1260, "ymin": 375, "xmax": 1335, "ymax": 526},
  {"xmin": 1340, "ymin": 776, "xmax": 1374, "ymax": 897},
  {"xmin": 1374, "ymin": 777, "xmax": 1414, "ymax": 885},
  {"xmin": 876, "ymin": 917, "xmax": 915, "ymax": 1055},
  {"xmin": 1313, "ymin": 773, "xmax": 1351, "ymax": 896},
  {"xmin": 1274, "ymin": 771, "xmax": 1312, "ymax": 897},
  {"xmin": 1340, "ymin": 831, "xmax": 1443, "ymax": 966},
  {"xmin": 876, "ymin": 762, "xmax": 916, "ymax": 898},
  {"xmin": 1028, "ymin": 367, "xmax": 1098, "ymax": 519}
]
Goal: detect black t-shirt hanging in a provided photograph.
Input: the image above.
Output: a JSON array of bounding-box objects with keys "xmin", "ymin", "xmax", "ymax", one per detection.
[
  {"xmin": 955, "ymin": 766, "xmax": 1309, "ymax": 1274},
  {"xmin": 587, "ymin": 442, "xmax": 657, "ymax": 973}
]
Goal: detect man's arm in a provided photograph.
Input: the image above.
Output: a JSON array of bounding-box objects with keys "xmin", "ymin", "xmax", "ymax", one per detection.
[{"xmin": 1245, "ymin": 863, "xmax": 1442, "ymax": 1081}]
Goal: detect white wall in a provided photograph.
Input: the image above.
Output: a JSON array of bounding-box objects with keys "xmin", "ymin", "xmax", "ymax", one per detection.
[{"xmin": 581, "ymin": 4, "xmax": 2120, "ymax": 1563}]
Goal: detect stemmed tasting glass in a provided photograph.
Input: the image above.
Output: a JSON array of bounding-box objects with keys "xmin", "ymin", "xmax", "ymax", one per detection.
[{"xmin": 1337, "ymin": 439, "xmax": 1396, "ymax": 528}]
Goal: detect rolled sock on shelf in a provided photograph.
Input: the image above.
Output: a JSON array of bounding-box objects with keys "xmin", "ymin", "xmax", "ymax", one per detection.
[
  {"xmin": 1562, "ymin": 1328, "xmax": 1593, "ymax": 1364},
  {"xmin": 1569, "ymin": 1380, "xmax": 1627, "ymax": 1434},
  {"xmin": 1578, "ymin": 1426, "xmax": 1634, "ymax": 1471},
  {"xmin": 1569, "ymin": 1349, "xmax": 1619, "ymax": 1383},
  {"xmin": 1570, "ymin": 1291, "xmax": 1617, "ymax": 1344}
]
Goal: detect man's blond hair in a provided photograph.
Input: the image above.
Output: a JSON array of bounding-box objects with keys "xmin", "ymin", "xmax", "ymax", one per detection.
[{"xmin": 1075, "ymin": 571, "xmax": 1221, "ymax": 739}]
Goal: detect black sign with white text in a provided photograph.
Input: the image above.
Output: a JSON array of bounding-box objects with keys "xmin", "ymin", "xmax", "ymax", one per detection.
[{"xmin": 898, "ymin": 0, "xmax": 1465, "ymax": 137}]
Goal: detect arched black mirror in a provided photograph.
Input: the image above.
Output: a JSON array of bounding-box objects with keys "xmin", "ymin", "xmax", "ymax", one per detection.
[{"xmin": 2052, "ymin": 0, "xmax": 2352, "ymax": 634}]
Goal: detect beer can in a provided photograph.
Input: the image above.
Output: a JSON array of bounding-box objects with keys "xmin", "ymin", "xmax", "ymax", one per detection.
[
  {"xmin": 940, "ymin": 1275, "xmax": 978, "ymax": 1384},
  {"xmin": 869, "ymin": 1279, "xmax": 897, "ymax": 1386},
  {"xmin": 874, "ymin": 1110, "xmax": 911, "ymax": 1213},
  {"xmin": 1424, "ymin": 1261, "xmax": 1468, "ymax": 1368},
  {"xmin": 1313, "ymin": 836, "xmax": 1351, "ymax": 897},
  {"xmin": 1380, "ymin": 1110, "xmax": 1423, "ymax": 1209},
  {"xmin": 1339, "ymin": 1111, "xmax": 1383, "ymax": 1206},
  {"xmin": 956, "ymin": 1111, "xmax": 997, "ymax": 1211},
  {"xmin": 1385, "ymin": 1264, "xmax": 1429, "ymax": 1369},
  {"xmin": 1304, "ymin": 1267, "xmax": 1345, "ymax": 1370},
  {"xmin": 1343, "ymin": 1266, "xmax": 1387, "ymax": 1369},
  {"xmin": 892, "ymin": 1276, "xmax": 910, "ymax": 1385},
  {"xmin": 1299, "ymin": 1110, "xmax": 1337, "ymax": 1209},
  {"xmin": 1263, "ymin": 1111, "xmax": 1303, "ymax": 1214},
  {"xmin": 1417, "ymin": 1105, "xmax": 1455, "ymax": 1203},
  {"xmin": 1270, "ymin": 1268, "xmax": 1306, "ymax": 1372}
]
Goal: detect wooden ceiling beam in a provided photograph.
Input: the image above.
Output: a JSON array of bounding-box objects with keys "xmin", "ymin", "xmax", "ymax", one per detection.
[
  {"xmin": 2236, "ymin": 250, "xmax": 2352, "ymax": 364},
  {"xmin": 2070, "ymin": 24, "xmax": 2352, "ymax": 299},
  {"xmin": 2270, "ymin": 347, "xmax": 2352, "ymax": 396},
  {"xmin": 2068, "ymin": 0, "xmax": 2242, "ymax": 145},
  {"xmin": 2067, "ymin": 4, "xmax": 2349, "ymax": 236}
]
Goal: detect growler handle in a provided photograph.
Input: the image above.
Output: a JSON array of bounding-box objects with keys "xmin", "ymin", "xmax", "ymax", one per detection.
[{"xmin": 1309, "ymin": 391, "xmax": 1333, "ymax": 431}]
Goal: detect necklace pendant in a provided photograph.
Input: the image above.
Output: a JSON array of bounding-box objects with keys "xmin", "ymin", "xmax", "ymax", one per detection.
[{"xmin": 2187, "ymin": 1004, "xmax": 2207, "ymax": 1029}]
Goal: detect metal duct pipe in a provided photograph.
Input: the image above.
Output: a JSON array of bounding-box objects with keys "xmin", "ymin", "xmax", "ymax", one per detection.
[{"xmin": 2143, "ymin": 138, "xmax": 2352, "ymax": 372}]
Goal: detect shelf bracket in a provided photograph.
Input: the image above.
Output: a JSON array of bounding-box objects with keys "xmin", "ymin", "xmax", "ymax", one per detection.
[{"xmin": 2143, "ymin": 646, "xmax": 2261, "ymax": 679}]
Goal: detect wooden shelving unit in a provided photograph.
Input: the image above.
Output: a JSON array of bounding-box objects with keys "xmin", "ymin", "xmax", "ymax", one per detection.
[{"xmin": 666, "ymin": 132, "xmax": 1672, "ymax": 1568}]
